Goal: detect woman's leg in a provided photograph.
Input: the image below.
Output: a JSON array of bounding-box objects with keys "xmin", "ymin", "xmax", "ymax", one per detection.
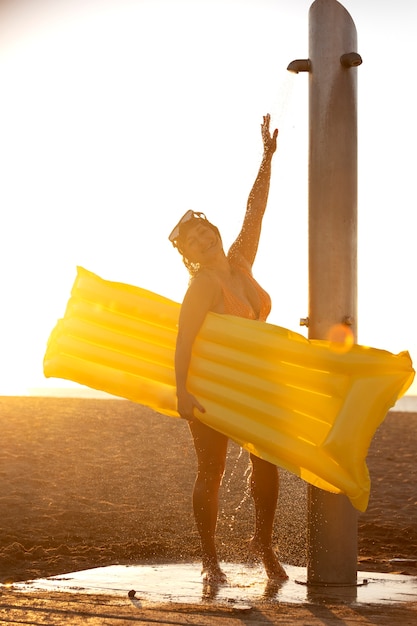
[
  {"xmin": 188, "ymin": 419, "xmax": 228, "ymax": 582},
  {"xmin": 249, "ymin": 454, "xmax": 288, "ymax": 580}
]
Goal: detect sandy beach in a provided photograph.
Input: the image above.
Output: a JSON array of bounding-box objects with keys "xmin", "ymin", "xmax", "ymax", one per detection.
[
  {"xmin": 0, "ymin": 396, "xmax": 416, "ymax": 623},
  {"xmin": 1, "ymin": 395, "xmax": 416, "ymax": 581}
]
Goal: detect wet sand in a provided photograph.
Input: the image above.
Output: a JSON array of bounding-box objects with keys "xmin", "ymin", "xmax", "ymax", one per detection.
[{"xmin": 0, "ymin": 396, "xmax": 416, "ymax": 623}]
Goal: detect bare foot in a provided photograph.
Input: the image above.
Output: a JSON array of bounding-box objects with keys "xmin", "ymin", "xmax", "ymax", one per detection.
[
  {"xmin": 248, "ymin": 538, "xmax": 288, "ymax": 581},
  {"xmin": 262, "ymin": 546, "xmax": 288, "ymax": 581},
  {"xmin": 201, "ymin": 563, "xmax": 227, "ymax": 584}
]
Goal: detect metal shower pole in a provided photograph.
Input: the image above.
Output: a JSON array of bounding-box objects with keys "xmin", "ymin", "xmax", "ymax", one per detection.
[{"xmin": 288, "ymin": 0, "xmax": 362, "ymax": 586}]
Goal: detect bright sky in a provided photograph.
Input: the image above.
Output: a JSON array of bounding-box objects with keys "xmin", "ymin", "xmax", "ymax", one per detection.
[{"xmin": 0, "ymin": 0, "xmax": 416, "ymax": 396}]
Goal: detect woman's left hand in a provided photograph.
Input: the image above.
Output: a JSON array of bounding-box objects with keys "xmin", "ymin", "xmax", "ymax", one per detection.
[{"xmin": 261, "ymin": 113, "xmax": 278, "ymax": 158}]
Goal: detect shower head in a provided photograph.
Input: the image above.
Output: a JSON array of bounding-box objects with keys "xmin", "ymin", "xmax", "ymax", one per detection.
[{"xmin": 287, "ymin": 59, "xmax": 311, "ymax": 74}]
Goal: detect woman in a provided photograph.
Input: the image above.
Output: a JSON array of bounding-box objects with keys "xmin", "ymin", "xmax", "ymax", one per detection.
[{"xmin": 168, "ymin": 114, "xmax": 287, "ymax": 584}]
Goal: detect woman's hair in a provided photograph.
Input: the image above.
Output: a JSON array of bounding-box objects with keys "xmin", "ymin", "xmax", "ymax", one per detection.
[{"xmin": 170, "ymin": 213, "xmax": 222, "ymax": 278}]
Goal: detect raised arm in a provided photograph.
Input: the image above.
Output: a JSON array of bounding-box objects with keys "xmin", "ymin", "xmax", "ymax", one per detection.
[{"xmin": 228, "ymin": 114, "xmax": 278, "ymax": 269}]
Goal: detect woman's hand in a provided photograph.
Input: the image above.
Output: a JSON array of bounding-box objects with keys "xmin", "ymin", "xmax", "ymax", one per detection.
[
  {"xmin": 261, "ymin": 113, "xmax": 278, "ymax": 159},
  {"xmin": 177, "ymin": 390, "xmax": 206, "ymax": 421}
]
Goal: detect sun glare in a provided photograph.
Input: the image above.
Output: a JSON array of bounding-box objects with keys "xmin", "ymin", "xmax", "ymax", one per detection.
[
  {"xmin": 0, "ymin": 0, "xmax": 415, "ymax": 398},
  {"xmin": 327, "ymin": 324, "xmax": 355, "ymax": 354}
]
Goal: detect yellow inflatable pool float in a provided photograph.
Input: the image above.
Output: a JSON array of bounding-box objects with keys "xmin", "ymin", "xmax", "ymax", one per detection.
[{"xmin": 43, "ymin": 267, "xmax": 414, "ymax": 512}]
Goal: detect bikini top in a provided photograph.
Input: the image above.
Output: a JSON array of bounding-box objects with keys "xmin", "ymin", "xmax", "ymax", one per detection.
[{"xmin": 217, "ymin": 265, "xmax": 271, "ymax": 322}]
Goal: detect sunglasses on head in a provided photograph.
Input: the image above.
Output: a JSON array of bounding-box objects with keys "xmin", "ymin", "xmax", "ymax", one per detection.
[{"xmin": 168, "ymin": 210, "xmax": 207, "ymax": 244}]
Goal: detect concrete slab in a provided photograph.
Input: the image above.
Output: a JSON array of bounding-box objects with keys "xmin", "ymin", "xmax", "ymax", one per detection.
[{"xmin": 7, "ymin": 562, "xmax": 417, "ymax": 608}]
